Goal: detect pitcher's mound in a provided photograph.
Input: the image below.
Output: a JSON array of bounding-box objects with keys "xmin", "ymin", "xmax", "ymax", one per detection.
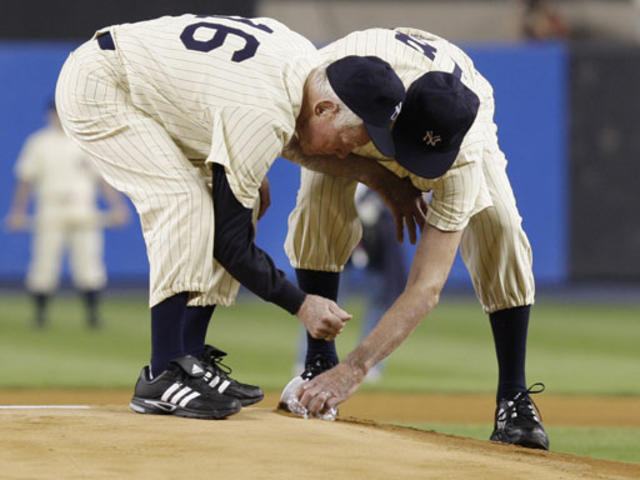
[{"xmin": 1, "ymin": 405, "xmax": 637, "ymax": 479}]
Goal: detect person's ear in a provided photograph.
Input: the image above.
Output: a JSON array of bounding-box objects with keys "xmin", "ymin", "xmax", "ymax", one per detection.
[{"xmin": 314, "ymin": 100, "xmax": 339, "ymax": 117}]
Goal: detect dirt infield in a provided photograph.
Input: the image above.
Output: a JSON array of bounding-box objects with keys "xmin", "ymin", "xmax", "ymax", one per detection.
[{"xmin": 1, "ymin": 390, "xmax": 639, "ymax": 480}]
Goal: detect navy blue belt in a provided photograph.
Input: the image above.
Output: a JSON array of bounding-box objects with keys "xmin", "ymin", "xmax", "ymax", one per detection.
[{"xmin": 96, "ymin": 31, "xmax": 115, "ymax": 51}]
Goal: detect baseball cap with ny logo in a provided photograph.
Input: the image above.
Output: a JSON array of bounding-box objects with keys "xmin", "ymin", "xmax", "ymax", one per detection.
[{"xmin": 392, "ymin": 71, "xmax": 480, "ymax": 179}]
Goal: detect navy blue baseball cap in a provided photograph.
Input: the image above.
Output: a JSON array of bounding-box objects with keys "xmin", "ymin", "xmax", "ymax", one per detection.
[
  {"xmin": 392, "ymin": 71, "xmax": 480, "ymax": 179},
  {"xmin": 327, "ymin": 56, "xmax": 405, "ymax": 157}
]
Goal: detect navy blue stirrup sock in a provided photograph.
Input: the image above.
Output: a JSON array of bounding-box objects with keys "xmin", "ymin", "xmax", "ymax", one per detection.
[
  {"xmin": 33, "ymin": 293, "xmax": 48, "ymax": 327},
  {"xmin": 295, "ymin": 269, "xmax": 340, "ymax": 365},
  {"xmin": 489, "ymin": 305, "xmax": 531, "ymax": 400},
  {"xmin": 82, "ymin": 289, "xmax": 100, "ymax": 327},
  {"xmin": 150, "ymin": 293, "xmax": 188, "ymax": 377},
  {"xmin": 183, "ymin": 305, "xmax": 215, "ymax": 359},
  {"xmin": 82, "ymin": 289, "xmax": 99, "ymax": 311}
]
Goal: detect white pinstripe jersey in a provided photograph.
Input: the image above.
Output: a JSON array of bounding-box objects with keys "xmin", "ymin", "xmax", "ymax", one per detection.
[
  {"xmin": 107, "ymin": 14, "xmax": 319, "ymax": 208},
  {"xmin": 320, "ymin": 28, "xmax": 494, "ymax": 231}
]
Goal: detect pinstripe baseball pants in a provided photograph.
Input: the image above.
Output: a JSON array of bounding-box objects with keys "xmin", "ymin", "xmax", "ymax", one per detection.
[{"xmin": 56, "ymin": 38, "xmax": 242, "ymax": 307}]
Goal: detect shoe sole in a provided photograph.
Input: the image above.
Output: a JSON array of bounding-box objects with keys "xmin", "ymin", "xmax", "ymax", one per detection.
[
  {"xmin": 129, "ymin": 397, "xmax": 241, "ymax": 420},
  {"xmin": 490, "ymin": 437, "xmax": 549, "ymax": 450},
  {"xmin": 238, "ymin": 393, "xmax": 264, "ymax": 407},
  {"xmin": 490, "ymin": 433, "xmax": 549, "ymax": 451},
  {"xmin": 518, "ymin": 440, "xmax": 549, "ymax": 450}
]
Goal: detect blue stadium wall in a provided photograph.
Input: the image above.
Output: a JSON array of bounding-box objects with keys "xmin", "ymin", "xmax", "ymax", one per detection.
[{"xmin": 0, "ymin": 41, "xmax": 568, "ymax": 288}]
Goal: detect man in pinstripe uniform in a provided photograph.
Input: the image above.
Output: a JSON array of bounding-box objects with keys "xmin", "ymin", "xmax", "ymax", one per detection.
[
  {"xmin": 55, "ymin": 15, "xmax": 413, "ymax": 419},
  {"xmin": 280, "ymin": 28, "xmax": 549, "ymax": 449}
]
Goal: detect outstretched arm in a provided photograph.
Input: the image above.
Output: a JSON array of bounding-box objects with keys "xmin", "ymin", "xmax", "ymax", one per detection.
[
  {"xmin": 297, "ymin": 223, "xmax": 464, "ymax": 415},
  {"xmin": 283, "ymin": 142, "xmax": 427, "ymax": 244}
]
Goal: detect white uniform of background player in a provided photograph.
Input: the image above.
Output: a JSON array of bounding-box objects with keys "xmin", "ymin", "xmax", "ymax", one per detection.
[
  {"xmin": 16, "ymin": 126, "xmax": 106, "ymax": 292},
  {"xmin": 283, "ymin": 28, "xmax": 548, "ymax": 449},
  {"xmin": 6, "ymin": 107, "xmax": 129, "ymax": 327}
]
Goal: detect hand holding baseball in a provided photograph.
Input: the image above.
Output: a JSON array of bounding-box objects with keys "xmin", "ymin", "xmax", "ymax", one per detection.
[
  {"xmin": 296, "ymin": 294, "xmax": 351, "ymax": 340},
  {"xmin": 297, "ymin": 362, "xmax": 365, "ymax": 416}
]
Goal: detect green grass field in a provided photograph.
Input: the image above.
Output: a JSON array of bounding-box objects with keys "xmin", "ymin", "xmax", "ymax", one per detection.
[{"xmin": 1, "ymin": 290, "xmax": 639, "ymax": 463}]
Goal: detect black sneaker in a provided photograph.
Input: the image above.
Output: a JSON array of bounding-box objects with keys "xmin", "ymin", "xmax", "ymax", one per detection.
[
  {"xmin": 199, "ymin": 345, "xmax": 264, "ymax": 406},
  {"xmin": 87, "ymin": 312, "xmax": 101, "ymax": 329},
  {"xmin": 301, "ymin": 355, "xmax": 338, "ymax": 380},
  {"xmin": 490, "ymin": 383, "xmax": 550, "ymax": 450},
  {"xmin": 129, "ymin": 355, "xmax": 242, "ymax": 419}
]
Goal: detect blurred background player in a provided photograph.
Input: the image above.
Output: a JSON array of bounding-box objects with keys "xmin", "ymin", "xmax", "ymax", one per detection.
[
  {"xmin": 5, "ymin": 101, "xmax": 130, "ymax": 328},
  {"xmin": 521, "ymin": 0, "xmax": 569, "ymax": 41}
]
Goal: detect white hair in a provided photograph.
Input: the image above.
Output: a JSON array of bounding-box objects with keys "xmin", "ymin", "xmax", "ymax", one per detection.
[{"xmin": 307, "ymin": 61, "xmax": 363, "ymax": 129}]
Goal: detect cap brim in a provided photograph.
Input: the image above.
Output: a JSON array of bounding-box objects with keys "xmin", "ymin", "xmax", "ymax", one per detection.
[
  {"xmin": 394, "ymin": 140, "xmax": 459, "ymax": 179},
  {"xmin": 364, "ymin": 123, "xmax": 395, "ymax": 158}
]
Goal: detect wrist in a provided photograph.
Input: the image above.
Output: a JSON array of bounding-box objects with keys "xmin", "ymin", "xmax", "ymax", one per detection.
[
  {"xmin": 349, "ymin": 156, "xmax": 382, "ymax": 189},
  {"xmin": 274, "ymin": 282, "xmax": 307, "ymax": 315},
  {"xmin": 294, "ymin": 293, "xmax": 309, "ymax": 317},
  {"xmin": 358, "ymin": 170, "xmax": 378, "ymax": 190},
  {"xmin": 344, "ymin": 352, "xmax": 368, "ymax": 380}
]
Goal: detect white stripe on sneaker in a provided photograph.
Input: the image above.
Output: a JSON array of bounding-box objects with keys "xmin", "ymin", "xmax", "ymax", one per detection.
[
  {"xmin": 218, "ymin": 380, "xmax": 231, "ymax": 394},
  {"xmin": 171, "ymin": 387, "xmax": 193, "ymax": 404},
  {"xmin": 161, "ymin": 383, "xmax": 182, "ymax": 402},
  {"xmin": 209, "ymin": 375, "xmax": 220, "ymax": 388},
  {"xmin": 179, "ymin": 391, "xmax": 201, "ymax": 407}
]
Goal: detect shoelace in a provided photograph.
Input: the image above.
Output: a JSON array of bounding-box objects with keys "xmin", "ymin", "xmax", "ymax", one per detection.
[
  {"xmin": 204, "ymin": 349, "xmax": 233, "ymax": 380},
  {"xmin": 497, "ymin": 382, "xmax": 545, "ymax": 423}
]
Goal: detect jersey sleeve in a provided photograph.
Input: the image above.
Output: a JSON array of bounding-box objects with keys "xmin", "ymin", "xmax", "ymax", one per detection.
[
  {"xmin": 413, "ymin": 149, "xmax": 492, "ymax": 232},
  {"xmin": 206, "ymin": 107, "xmax": 286, "ymax": 209},
  {"xmin": 211, "ymin": 164, "xmax": 306, "ymax": 314},
  {"xmin": 14, "ymin": 134, "xmax": 41, "ymax": 182}
]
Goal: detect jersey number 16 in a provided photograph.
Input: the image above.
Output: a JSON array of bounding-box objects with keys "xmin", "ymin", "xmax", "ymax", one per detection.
[{"xmin": 180, "ymin": 15, "xmax": 273, "ymax": 62}]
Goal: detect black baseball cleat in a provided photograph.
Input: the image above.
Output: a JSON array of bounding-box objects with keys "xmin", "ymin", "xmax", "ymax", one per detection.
[
  {"xmin": 199, "ymin": 345, "xmax": 264, "ymax": 406},
  {"xmin": 300, "ymin": 355, "xmax": 338, "ymax": 380},
  {"xmin": 490, "ymin": 383, "xmax": 550, "ymax": 450},
  {"xmin": 129, "ymin": 355, "xmax": 242, "ymax": 419}
]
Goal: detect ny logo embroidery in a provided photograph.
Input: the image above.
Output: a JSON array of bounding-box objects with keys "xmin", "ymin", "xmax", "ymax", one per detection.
[
  {"xmin": 390, "ymin": 101, "xmax": 403, "ymax": 121},
  {"xmin": 423, "ymin": 130, "xmax": 441, "ymax": 147}
]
